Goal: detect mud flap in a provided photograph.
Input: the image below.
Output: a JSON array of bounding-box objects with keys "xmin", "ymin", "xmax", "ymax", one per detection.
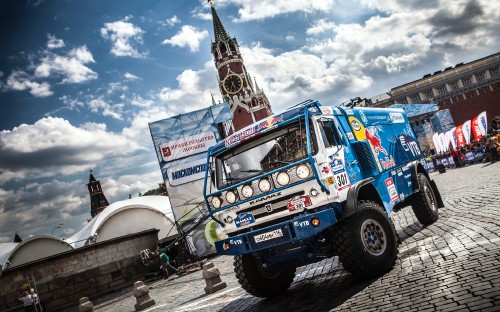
[{"xmin": 430, "ymin": 179, "xmax": 444, "ymax": 208}]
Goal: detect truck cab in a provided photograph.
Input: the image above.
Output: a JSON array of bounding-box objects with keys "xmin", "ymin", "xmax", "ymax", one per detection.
[{"xmin": 203, "ymin": 100, "xmax": 443, "ymax": 297}]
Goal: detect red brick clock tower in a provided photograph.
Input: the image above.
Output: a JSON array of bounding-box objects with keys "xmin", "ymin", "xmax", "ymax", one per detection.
[{"xmin": 209, "ymin": 1, "xmax": 273, "ymax": 133}]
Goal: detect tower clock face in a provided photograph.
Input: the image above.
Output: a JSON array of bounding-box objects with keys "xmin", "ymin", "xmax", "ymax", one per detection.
[{"xmin": 223, "ymin": 74, "xmax": 243, "ymax": 94}]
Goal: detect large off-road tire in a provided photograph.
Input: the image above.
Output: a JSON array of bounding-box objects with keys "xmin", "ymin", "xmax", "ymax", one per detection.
[
  {"xmin": 332, "ymin": 200, "xmax": 398, "ymax": 277},
  {"xmin": 233, "ymin": 254, "xmax": 296, "ymax": 298},
  {"xmin": 411, "ymin": 173, "xmax": 439, "ymax": 225}
]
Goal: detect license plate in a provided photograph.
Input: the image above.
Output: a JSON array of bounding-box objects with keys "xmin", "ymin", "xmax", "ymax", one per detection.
[{"xmin": 254, "ymin": 229, "xmax": 283, "ymax": 243}]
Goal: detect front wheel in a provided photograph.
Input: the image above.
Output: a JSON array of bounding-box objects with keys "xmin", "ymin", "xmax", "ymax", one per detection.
[
  {"xmin": 332, "ymin": 200, "xmax": 398, "ymax": 277},
  {"xmin": 411, "ymin": 173, "xmax": 439, "ymax": 225},
  {"xmin": 233, "ymin": 254, "xmax": 296, "ymax": 298}
]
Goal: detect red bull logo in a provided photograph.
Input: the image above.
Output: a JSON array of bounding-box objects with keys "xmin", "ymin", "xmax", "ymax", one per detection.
[
  {"xmin": 365, "ymin": 128, "xmax": 387, "ymax": 155},
  {"xmin": 257, "ymin": 116, "xmax": 284, "ymax": 131}
]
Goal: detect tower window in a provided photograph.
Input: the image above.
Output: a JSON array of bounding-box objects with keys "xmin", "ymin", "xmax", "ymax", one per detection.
[
  {"xmin": 450, "ymin": 81, "xmax": 459, "ymax": 90},
  {"xmin": 437, "ymin": 85, "xmax": 447, "ymax": 95},
  {"xmin": 476, "ymin": 72, "xmax": 486, "ymax": 82},
  {"xmin": 229, "ymin": 41, "xmax": 237, "ymax": 52},
  {"xmin": 490, "ymin": 67, "xmax": 499, "ymax": 78},
  {"xmin": 219, "ymin": 42, "xmax": 227, "ymax": 54},
  {"xmin": 410, "ymin": 94, "xmax": 420, "ymax": 103},
  {"xmin": 462, "ymin": 77, "xmax": 472, "ymax": 87},
  {"xmin": 424, "ymin": 89, "xmax": 433, "ymax": 99}
]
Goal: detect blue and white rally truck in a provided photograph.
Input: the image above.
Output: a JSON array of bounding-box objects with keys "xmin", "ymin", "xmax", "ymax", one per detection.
[{"xmin": 203, "ymin": 100, "xmax": 443, "ymax": 297}]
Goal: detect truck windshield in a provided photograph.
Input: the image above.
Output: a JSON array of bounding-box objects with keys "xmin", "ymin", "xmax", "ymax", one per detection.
[{"xmin": 216, "ymin": 119, "xmax": 317, "ymax": 188}]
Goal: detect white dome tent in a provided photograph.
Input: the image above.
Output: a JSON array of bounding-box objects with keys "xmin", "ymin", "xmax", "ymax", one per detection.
[
  {"xmin": 0, "ymin": 236, "xmax": 73, "ymax": 271},
  {"xmin": 66, "ymin": 195, "xmax": 178, "ymax": 248}
]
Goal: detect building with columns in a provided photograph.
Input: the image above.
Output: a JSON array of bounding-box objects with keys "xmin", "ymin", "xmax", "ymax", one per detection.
[
  {"xmin": 372, "ymin": 52, "xmax": 500, "ymax": 125},
  {"xmin": 209, "ymin": 1, "xmax": 272, "ymax": 133}
]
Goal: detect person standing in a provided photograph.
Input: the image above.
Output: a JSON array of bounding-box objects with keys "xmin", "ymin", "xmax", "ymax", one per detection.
[
  {"xmin": 486, "ymin": 135, "xmax": 498, "ymax": 163},
  {"xmin": 18, "ymin": 290, "xmax": 35, "ymax": 312}
]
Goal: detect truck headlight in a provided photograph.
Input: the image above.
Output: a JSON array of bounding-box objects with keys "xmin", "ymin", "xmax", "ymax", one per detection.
[
  {"xmin": 276, "ymin": 171, "xmax": 290, "ymax": 186},
  {"xmin": 226, "ymin": 190, "xmax": 237, "ymax": 204},
  {"xmin": 296, "ymin": 164, "xmax": 310, "ymax": 179},
  {"xmin": 211, "ymin": 196, "xmax": 222, "ymax": 209},
  {"xmin": 241, "ymin": 185, "xmax": 254, "ymax": 198},
  {"xmin": 258, "ymin": 178, "xmax": 272, "ymax": 192}
]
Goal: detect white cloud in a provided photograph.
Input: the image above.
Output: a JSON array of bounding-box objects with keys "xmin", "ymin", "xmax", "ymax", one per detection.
[
  {"xmin": 0, "ymin": 117, "xmax": 142, "ymax": 184},
  {"xmin": 227, "ymin": 0, "xmax": 335, "ymax": 22},
  {"xmin": 160, "ymin": 15, "xmax": 181, "ymax": 27},
  {"xmin": 5, "ymin": 70, "xmax": 53, "ymax": 97},
  {"xmin": 161, "ymin": 25, "xmax": 208, "ymax": 52},
  {"xmin": 35, "ymin": 45, "xmax": 98, "ymax": 83},
  {"xmin": 124, "ymin": 72, "xmax": 141, "ymax": 81},
  {"xmin": 88, "ymin": 97, "xmax": 124, "ymax": 120},
  {"xmin": 47, "ymin": 33, "xmax": 65, "ymax": 49},
  {"xmin": 101, "ymin": 18, "xmax": 148, "ymax": 58},
  {"xmin": 306, "ymin": 19, "xmax": 336, "ymax": 35}
]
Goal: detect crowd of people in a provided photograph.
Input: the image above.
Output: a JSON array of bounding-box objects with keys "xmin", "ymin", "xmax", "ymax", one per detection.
[{"xmin": 427, "ymin": 116, "xmax": 500, "ymax": 169}]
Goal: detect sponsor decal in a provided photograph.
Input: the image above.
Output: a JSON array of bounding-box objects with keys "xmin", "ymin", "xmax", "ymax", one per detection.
[
  {"xmin": 326, "ymin": 176, "xmax": 335, "ymax": 185},
  {"xmin": 335, "ymin": 171, "xmax": 350, "ymax": 191},
  {"xmin": 390, "ymin": 113, "xmax": 405, "ymax": 124},
  {"xmin": 320, "ymin": 107, "xmax": 333, "ymax": 115},
  {"xmin": 234, "ymin": 212, "xmax": 255, "ymax": 228},
  {"xmin": 287, "ymin": 195, "xmax": 312, "ymax": 212},
  {"xmin": 249, "ymin": 192, "xmax": 282, "ymax": 205},
  {"xmin": 166, "ymin": 159, "xmax": 207, "ymax": 186},
  {"xmin": 229, "ymin": 239, "xmax": 243, "ymax": 245},
  {"xmin": 346, "ymin": 132, "xmax": 354, "ymax": 140},
  {"xmin": 350, "ymin": 119, "xmax": 361, "ymax": 131},
  {"xmin": 380, "ymin": 155, "xmax": 396, "ymax": 170},
  {"xmin": 385, "ymin": 177, "xmax": 400, "ymax": 203},
  {"xmin": 359, "ymin": 110, "xmax": 368, "ymax": 124},
  {"xmin": 329, "ymin": 158, "xmax": 345, "ymax": 174},
  {"xmin": 397, "ymin": 169, "xmax": 403, "ymax": 177},
  {"xmin": 399, "ymin": 135, "xmax": 421, "ymax": 157},
  {"xmin": 293, "ymin": 220, "xmax": 310, "ymax": 228},
  {"xmin": 365, "ymin": 128, "xmax": 388, "ymax": 155},
  {"xmin": 225, "ymin": 116, "xmax": 284, "ymax": 148},
  {"xmin": 346, "ymin": 109, "xmax": 354, "ymax": 115},
  {"xmin": 160, "ymin": 132, "xmax": 216, "ymax": 162}
]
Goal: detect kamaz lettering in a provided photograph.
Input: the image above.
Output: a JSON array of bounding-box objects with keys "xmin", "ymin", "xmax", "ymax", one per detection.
[{"xmin": 249, "ymin": 192, "xmax": 282, "ymax": 205}]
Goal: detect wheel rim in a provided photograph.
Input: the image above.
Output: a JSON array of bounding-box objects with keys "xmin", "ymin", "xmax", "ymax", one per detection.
[
  {"xmin": 360, "ymin": 218, "xmax": 387, "ymax": 256},
  {"xmin": 423, "ymin": 183, "xmax": 437, "ymax": 212},
  {"xmin": 256, "ymin": 263, "xmax": 282, "ymax": 279}
]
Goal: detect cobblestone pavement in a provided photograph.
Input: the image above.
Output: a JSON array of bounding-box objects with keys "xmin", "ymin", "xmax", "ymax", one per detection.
[{"xmin": 94, "ymin": 162, "xmax": 500, "ymax": 312}]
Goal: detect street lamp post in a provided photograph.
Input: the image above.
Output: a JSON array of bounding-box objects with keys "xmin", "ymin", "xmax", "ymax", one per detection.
[{"xmin": 52, "ymin": 223, "xmax": 64, "ymax": 236}]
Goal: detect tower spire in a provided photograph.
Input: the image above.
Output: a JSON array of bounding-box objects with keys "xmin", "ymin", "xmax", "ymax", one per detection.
[{"xmin": 210, "ymin": 0, "xmax": 230, "ymax": 42}]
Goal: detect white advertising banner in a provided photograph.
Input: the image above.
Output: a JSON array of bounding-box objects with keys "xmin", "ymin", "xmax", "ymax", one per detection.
[
  {"xmin": 477, "ymin": 111, "xmax": 487, "ymax": 136},
  {"xmin": 462, "ymin": 120, "xmax": 471, "ymax": 144},
  {"xmin": 160, "ymin": 132, "xmax": 217, "ymax": 162},
  {"xmin": 166, "ymin": 158, "xmax": 207, "ymax": 186},
  {"xmin": 432, "ymin": 133, "xmax": 441, "ymax": 153}
]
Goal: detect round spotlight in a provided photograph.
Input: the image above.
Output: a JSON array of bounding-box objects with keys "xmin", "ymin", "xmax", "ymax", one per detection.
[
  {"xmin": 226, "ymin": 190, "xmax": 237, "ymax": 204},
  {"xmin": 276, "ymin": 171, "xmax": 290, "ymax": 186},
  {"xmin": 241, "ymin": 185, "xmax": 254, "ymax": 198},
  {"xmin": 223, "ymin": 242, "xmax": 230, "ymax": 250},
  {"xmin": 296, "ymin": 164, "xmax": 311, "ymax": 179},
  {"xmin": 309, "ymin": 188, "xmax": 319, "ymax": 197},
  {"xmin": 258, "ymin": 178, "xmax": 272, "ymax": 192},
  {"xmin": 211, "ymin": 196, "xmax": 222, "ymax": 209}
]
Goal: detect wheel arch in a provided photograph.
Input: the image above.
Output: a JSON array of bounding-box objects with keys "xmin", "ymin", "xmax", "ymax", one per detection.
[
  {"xmin": 412, "ymin": 161, "xmax": 444, "ymax": 208},
  {"xmin": 340, "ymin": 177, "xmax": 385, "ymax": 221}
]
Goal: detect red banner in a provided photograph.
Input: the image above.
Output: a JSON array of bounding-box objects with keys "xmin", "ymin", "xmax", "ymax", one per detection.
[
  {"xmin": 455, "ymin": 125, "xmax": 465, "ymax": 147},
  {"xmin": 471, "ymin": 116, "xmax": 482, "ymax": 141}
]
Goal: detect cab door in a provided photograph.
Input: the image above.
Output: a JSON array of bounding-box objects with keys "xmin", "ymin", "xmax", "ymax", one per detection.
[{"xmin": 314, "ymin": 116, "xmax": 362, "ymax": 202}]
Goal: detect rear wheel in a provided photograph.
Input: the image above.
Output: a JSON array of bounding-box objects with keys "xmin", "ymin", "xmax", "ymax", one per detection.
[
  {"xmin": 411, "ymin": 173, "xmax": 439, "ymax": 225},
  {"xmin": 233, "ymin": 254, "xmax": 296, "ymax": 298},
  {"xmin": 332, "ymin": 200, "xmax": 398, "ymax": 277}
]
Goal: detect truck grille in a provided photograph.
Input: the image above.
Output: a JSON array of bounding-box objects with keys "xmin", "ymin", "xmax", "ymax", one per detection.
[{"xmin": 237, "ymin": 191, "xmax": 305, "ymax": 220}]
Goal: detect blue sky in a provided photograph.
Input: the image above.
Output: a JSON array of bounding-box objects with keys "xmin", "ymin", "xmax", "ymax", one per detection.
[{"xmin": 1, "ymin": 0, "xmax": 499, "ymax": 242}]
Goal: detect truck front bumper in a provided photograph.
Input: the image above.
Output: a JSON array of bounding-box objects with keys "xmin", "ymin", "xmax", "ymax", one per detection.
[{"xmin": 215, "ymin": 208, "xmax": 337, "ymax": 256}]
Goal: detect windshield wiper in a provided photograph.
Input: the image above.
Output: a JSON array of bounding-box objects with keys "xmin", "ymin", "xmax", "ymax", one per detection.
[{"xmin": 239, "ymin": 169, "xmax": 264, "ymax": 173}]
